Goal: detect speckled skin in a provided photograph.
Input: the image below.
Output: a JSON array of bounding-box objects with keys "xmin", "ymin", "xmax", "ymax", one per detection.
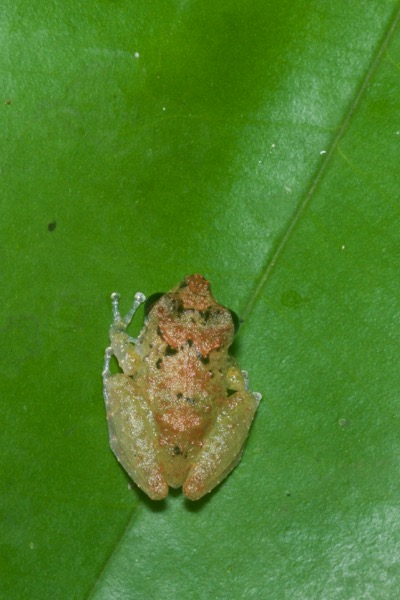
[{"xmin": 103, "ymin": 274, "xmax": 260, "ymax": 501}]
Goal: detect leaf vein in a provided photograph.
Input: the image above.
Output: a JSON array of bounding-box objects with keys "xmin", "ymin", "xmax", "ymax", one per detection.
[{"xmin": 242, "ymin": 4, "xmax": 400, "ymax": 322}]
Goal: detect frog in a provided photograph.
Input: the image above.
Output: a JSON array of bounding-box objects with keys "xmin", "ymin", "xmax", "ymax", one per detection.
[{"xmin": 102, "ymin": 274, "xmax": 261, "ymax": 501}]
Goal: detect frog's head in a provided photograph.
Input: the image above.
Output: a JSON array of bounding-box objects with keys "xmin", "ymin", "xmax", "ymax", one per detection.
[
  {"xmin": 178, "ymin": 275, "xmax": 240, "ymax": 334},
  {"xmin": 178, "ymin": 274, "xmax": 213, "ymax": 310},
  {"xmin": 143, "ymin": 274, "xmax": 212, "ymax": 317},
  {"xmin": 144, "ymin": 275, "xmax": 239, "ymax": 356}
]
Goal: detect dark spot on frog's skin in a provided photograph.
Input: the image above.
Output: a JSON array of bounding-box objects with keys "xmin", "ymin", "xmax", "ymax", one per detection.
[
  {"xmin": 156, "ymin": 358, "xmax": 162, "ymax": 369},
  {"xmin": 172, "ymin": 446, "xmax": 188, "ymax": 459},
  {"xmin": 178, "ymin": 281, "xmax": 188, "ymax": 289},
  {"xmin": 165, "ymin": 345, "xmax": 178, "ymax": 356},
  {"xmin": 157, "ymin": 326, "xmax": 162, "ymax": 337},
  {"xmin": 199, "ymin": 309, "xmax": 211, "ymax": 322},
  {"xmin": 177, "ymin": 393, "xmax": 183, "ymax": 399},
  {"xmin": 227, "ymin": 388, "xmax": 237, "ymax": 397},
  {"xmin": 199, "ymin": 355, "xmax": 210, "ymax": 365},
  {"xmin": 47, "ymin": 220, "xmax": 56, "ymax": 232},
  {"xmin": 186, "ymin": 397, "xmax": 195, "ymax": 405},
  {"xmin": 176, "ymin": 302, "xmax": 184, "ymax": 316},
  {"xmin": 187, "ymin": 339, "xmax": 193, "ymax": 347},
  {"xmin": 208, "ymin": 370, "xmax": 214, "ymax": 378}
]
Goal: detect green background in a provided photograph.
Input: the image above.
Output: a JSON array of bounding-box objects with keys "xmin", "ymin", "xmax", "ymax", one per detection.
[{"xmin": 1, "ymin": 1, "xmax": 400, "ymax": 598}]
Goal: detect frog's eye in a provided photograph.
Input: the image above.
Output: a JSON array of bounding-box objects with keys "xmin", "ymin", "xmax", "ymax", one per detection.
[
  {"xmin": 229, "ymin": 309, "xmax": 240, "ymax": 334},
  {"xmin": 144, "ymin": 292, "xmax": 164, "ymax": 316}
]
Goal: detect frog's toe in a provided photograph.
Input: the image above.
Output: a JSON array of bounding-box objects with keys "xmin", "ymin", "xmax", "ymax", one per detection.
[
  {"xmin": 182, "ymin": 478, "xmax": 206, "ymax": 501},
  {"xmin": 144, "ymin": 473, "xmax": 169, "ymax": 500}
]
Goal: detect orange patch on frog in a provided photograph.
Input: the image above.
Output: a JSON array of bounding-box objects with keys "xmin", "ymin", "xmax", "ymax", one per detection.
[
  {"xmin": 179, "ymin": 274, "xmax": 213, "ymax": 310},
  {"xmin": 155, "ymin": 405, "xmax": 210, "ymax": 445},
  {"xmin": 156, "ymin": 308, "xmax": 232, "ymax": 357}
]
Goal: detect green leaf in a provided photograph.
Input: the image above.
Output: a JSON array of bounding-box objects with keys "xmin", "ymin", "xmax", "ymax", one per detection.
[{"xmin": 1, "ymin": 1, "xmax": 400, "ymax": 598}]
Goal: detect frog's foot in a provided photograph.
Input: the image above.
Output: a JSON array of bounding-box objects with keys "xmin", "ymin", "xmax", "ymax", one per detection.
[
  {"xmin": 241, "ymin": 370, "xmax": 262, "ymax": 404},
  {"xmin": 107, "ymin": 291, "xmax": 146, "ymax": 376},
  {"xmin": 111, "ymin": 291, "xmax": 146, "ymax": 331}
]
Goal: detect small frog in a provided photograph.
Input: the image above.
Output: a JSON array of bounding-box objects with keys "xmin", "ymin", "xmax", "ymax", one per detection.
[{"xmin": 102, "ymin": 274, "xmax": 261, "ymax": 500}]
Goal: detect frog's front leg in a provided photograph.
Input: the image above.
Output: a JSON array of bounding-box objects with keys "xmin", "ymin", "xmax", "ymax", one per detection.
[
  {"xmin": 107, "ymin": 291, "xmax": 146, "ymax": 375},
  {"xmin": 103, "ymin": 351, "xmax": 169, "ymax": 500},
  {"xmin": 183, "ymin": 385, "xmax": 260, "ymax": 501}
]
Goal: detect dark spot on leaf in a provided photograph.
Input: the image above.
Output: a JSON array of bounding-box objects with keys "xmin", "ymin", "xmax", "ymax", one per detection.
[
  {"xmin": 280, "ymin": 290, "xmax": 306, "ymax": 309},
  {"xmin": 48, "ymin": 221, "xmax": 57, "ymax": 232}
]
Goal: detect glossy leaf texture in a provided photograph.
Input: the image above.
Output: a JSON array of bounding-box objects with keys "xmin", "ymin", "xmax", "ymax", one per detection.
[{"xmin": 1, "ymin": 1, "xmax": 399, "ymax": 598}]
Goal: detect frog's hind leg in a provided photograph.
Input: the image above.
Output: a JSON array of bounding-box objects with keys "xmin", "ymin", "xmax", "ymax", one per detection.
[
  {"xmin": 103, "ymin": 358, "xmax": 169, "ymax": 500},
  {"xmin": 182, "ymin": 390, "xmax": 259, "ymax": 501}
]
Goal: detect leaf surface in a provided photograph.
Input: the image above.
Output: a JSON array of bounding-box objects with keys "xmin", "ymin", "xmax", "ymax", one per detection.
[{"xmin": 1, "ymin": 1, "xmax": 399, "ymax": 598}]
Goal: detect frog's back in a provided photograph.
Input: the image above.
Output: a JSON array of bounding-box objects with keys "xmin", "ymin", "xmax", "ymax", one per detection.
[{"xmin": 144, "ymin": 343, "xmax": 230, "ymax": 487}]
